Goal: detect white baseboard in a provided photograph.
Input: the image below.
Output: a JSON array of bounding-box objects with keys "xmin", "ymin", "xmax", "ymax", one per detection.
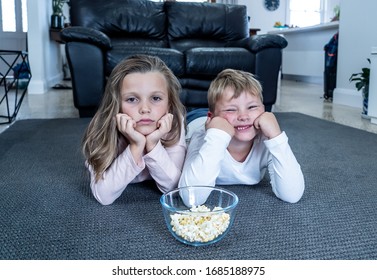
[
  {"xmin": 27, "ymin": 73, "xmax": 63, "ymax": 94},
  {"xmin": 333, "ymin": 87, "xmax": 362, "ymax": 109},
  {"xmin": 282, "ymin": 74, "xmax": 323, "ymax": 84},
  {"xmin": 28, "ymin": 79, "xmax": 48, "ymax": 94}
]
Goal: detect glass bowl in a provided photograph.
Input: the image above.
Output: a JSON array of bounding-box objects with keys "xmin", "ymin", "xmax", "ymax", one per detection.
[{"xmin": 160, "ymin": 186, "xmax": 239, "ymax": 246}]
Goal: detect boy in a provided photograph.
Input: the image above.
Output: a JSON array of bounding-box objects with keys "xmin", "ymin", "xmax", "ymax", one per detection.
[{"xmin": 179, "ymin": 69, "xmax": 305, "ymax": 203}]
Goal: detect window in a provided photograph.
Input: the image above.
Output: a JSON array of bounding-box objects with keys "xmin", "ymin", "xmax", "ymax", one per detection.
[
  {"xmin": 1, "ymin": 0, "xmax": 16, "ymax": 31},
  {"xmin": 288, "ymin": 0, "xmax": 323, "ymax": 28},
  {"xmin": 0, "ymin": 0, "xmax": 28, "ymax": 32},
  {"xmin": 21, "ymin": 0, "xmax": 27, "ymax": 32}
]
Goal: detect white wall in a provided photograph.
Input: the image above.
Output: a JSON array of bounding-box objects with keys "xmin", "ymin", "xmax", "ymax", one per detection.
[
  {"xmin": 26, "ymin": 0, "xmax": 63, "ymax": 94},
  {"xmin": 368, "ymin": 48, "xmax": 377, "ymax": 123},
  {"xmin": 239, "ymin": 0, "xmax": 340, "ymax": 35},
  {"xmin": 333, "ymin": 0, "xmax": 377, "ymax": 108},
  {"xmin": 273, "ymin": 23, "xmax": 338, "ymax": 82},
  {"xmin": 238, "ymin": 0, "xmax": 287, "ymax": 34}
]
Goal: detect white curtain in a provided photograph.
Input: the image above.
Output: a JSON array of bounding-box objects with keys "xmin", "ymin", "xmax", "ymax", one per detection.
[{"xmin": 216, "ymin": 0, "xmax": 238, "ymax": 4}]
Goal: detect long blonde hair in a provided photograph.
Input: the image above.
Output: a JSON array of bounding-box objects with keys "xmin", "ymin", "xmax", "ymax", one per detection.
[{"xmin": 82, "ymin": 55, "xmax": 186, "ymax": 181}]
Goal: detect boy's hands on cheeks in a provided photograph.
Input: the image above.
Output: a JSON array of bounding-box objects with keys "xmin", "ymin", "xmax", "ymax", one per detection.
[
  {"xmin": 116, "ymin": 113, "xmax": 146, "ymax": 165},
  {"xmin": 205, "ymin": 116, "xmax": 235, "ymax": 138},
  {"xmin": 145, "ymin": 113, "xmax": 173, "ymax": 152},
  {"xmin": 253, "ymin": 112, "xmax": 281, "ymax": 139}
]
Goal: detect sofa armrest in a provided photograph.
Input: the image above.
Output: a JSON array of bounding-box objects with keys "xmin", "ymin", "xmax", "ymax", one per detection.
[
  {"xmin": 248, "ymin": 34, "xmax": 288, "ymax": 52},
  {"xmin": 65, "ymin": 41, "xmax": 106, "ymax": 117},
  {"xmin": 227, "ymin": 34, "xmax": 287, "ymax": 53},
  {"xmin": 61, "ymin": 26, "xmax": 112, "ymax": 50}
]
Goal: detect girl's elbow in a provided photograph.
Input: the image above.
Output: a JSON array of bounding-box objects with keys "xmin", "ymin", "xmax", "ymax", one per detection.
[{"xmin": 91, "ymin": 186, "xmax": 117, "ymax": 205}]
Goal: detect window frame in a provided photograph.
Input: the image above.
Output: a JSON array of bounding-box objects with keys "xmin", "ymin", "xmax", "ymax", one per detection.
[
  {"xmin": 286, "ymin": 0, "xmax": 325, "ymax": 28},
  {"xmin": 0, "ymin": 0, "xmax": 27, "ymax": 35}
]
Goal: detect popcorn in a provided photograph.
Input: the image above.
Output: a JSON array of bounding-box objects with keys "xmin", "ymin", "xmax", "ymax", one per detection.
[{"xmin": 170, "ymin": 205, "xmax": 230, "ymax": 243}]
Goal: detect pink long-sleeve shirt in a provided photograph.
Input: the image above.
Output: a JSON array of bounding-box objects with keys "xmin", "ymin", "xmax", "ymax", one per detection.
[{"xmin": 87, "ymin": 128, "xmax": 186, "ymax": 205}]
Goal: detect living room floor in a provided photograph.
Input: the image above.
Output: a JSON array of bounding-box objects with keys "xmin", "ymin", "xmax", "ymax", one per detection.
[
  {"xmin": 274, "ymin": 79, "xmax": 377, "ymax": 134},
  {"xmin": 1, "ymin": 79, "xmax": 377, "ymax": 134}
]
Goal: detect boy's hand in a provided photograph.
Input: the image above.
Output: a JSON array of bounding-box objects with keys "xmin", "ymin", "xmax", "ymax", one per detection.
[
  {"xmin": 253, "ymin": 112, "xmax": 281, "ymax": 139},
  {"xmin": 205, "ymin": 116, "xmax": 235, "ymax": 137},
  {"xmin": 146, "ymin": 113, "xmax": 173, "ymax": 152}
]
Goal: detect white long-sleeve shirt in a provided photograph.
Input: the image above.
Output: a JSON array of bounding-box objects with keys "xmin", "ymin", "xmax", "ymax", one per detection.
[
  {"xmin": 88, "ymin": 128, "xmax": 186, "ymax": 205},
  {"xmin": 179, "ymin": 126, "xmax": 305, "ymax": 203}
]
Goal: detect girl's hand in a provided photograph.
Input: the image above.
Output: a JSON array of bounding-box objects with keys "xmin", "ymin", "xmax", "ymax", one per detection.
[
  {"xmin": 145, "ymin": 113, "xmax": 173, "ymax": 152},
  {"xmin": 116, "ymin": 113, "xmax": 146, "ymax": 145},
  {"xmin": 205, "ymin": 116, "xmax": 235, "ymax": 137},
  {"xmin": 253, "ymin": 112, "xmax": 281, "ymax": 139},
  {"xmin": 116, "ymin": 113, "xmax": 146, "ymax": 165}
]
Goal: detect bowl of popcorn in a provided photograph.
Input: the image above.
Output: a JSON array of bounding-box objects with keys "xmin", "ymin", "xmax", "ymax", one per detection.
[{"xmin": 160, "ymin": 186, "xmax": 239, "ymax": 246}]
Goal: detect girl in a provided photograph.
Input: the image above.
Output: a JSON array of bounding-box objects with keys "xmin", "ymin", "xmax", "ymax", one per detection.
[{"xmin": 82, "ymin": 55, "xmax": 186, "ymax": 205}]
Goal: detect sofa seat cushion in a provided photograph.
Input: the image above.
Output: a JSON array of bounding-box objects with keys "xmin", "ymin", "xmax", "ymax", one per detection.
[
  {"xmin": 106, "ymin": 46, "xmax": 185, "ymax": 77},
  {"xmin": 185, "ymin": 47, "xmax": 254, "ymax": 78}
]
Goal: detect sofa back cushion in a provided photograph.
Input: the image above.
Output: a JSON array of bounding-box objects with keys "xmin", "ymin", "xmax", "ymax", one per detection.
[
  {"xmin": 166, "ymin": 2, "xmax": 249, "ymax": 51},
  {"xmin": 69, "ymin": 0, "xmax": 167, "ymax": 46}
]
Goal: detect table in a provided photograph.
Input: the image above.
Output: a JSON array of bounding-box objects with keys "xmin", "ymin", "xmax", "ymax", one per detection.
[
  {"xmin": 50, "ymin": 28, "xmax": 65, "ymax": 43},
  {"xmin": 249, "ymin": 28, "xmax": 261, "ymax": 36},
  {"xmin": 0, "ymin": 50, "xmax": 31, "ymax": 124}
]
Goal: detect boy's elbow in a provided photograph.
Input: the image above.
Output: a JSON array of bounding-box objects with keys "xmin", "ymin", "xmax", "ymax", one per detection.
[
  {"xmin": 178, "ymin": 173, "xmax": 189, "ymax": 189},
  {"xmin": 95, "ymin": 196, "xmax": 115, "ymax": 206},
  {"xmin": 283, "ymin": 193, "xmax": 303, "ymax": 203},
  {"xmin": 282, "ymin": 185, "xmax": 305, "ymax": 203}
]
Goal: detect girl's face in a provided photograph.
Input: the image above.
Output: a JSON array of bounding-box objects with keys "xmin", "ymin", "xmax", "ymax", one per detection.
[
  {"xmin": 213, "ymin": 87, "xmax": 264, "ymax": 142},
  {"xmin": 120, "ymin": 71, "xmax": 169, "ymax": 136}
]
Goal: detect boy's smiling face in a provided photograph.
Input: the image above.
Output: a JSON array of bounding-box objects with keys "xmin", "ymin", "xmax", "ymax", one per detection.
[{"xmin": 212, "ymin": 86, "xmax": 265, "ymax": 142}]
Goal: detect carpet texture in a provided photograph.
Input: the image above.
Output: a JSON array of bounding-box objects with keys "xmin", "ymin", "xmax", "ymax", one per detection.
[{"xmin": 0, "ymin": 113, "xmax": 376, "ymax": 260}]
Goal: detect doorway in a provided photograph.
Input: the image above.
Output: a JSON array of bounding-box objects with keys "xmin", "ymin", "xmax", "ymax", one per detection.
[{"xmin": 0, "ymin": 0, "xmax": 28, "ymax": 50}]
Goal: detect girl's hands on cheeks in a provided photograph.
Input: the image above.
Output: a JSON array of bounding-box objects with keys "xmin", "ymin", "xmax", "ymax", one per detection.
[
  {"xmin": 205, "ymin": 116, "xmax": 235, "ymax": 137},
  {"xmin": 145, "ymin": 113, "xmax": 173, "ymax": 152},
  {"xmin": 253, "ymin": 112, "xmax": 281, "ymax": 139},
  {"xmin": 116, "ymin": 113, "xmax": 145, "ymax": 165}
]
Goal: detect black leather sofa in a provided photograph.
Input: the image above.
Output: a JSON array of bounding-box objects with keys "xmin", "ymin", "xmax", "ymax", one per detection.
[{"xmin": 61, "ymin": 0, "xmax": 287, "ymax": 117}]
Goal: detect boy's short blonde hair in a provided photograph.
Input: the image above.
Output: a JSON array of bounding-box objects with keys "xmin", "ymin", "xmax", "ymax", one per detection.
[{"xmin": 207, "ymin": 69, "xmax": 263, "ymax": 112}]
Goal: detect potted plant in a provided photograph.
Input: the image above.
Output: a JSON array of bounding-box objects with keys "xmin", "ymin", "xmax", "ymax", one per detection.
[
  {"xmin": 51, "ymin": 0, "xmax": 68, "ymax": 29},
  {"xmin": 349, "ymin": 59, "xmax": 370, "ymax": 118}
]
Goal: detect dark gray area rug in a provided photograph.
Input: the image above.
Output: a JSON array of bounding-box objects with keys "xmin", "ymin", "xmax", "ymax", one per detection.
[{"xmin": 0, "ymin": 113, "xmax": 376, "ymax": 260}]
